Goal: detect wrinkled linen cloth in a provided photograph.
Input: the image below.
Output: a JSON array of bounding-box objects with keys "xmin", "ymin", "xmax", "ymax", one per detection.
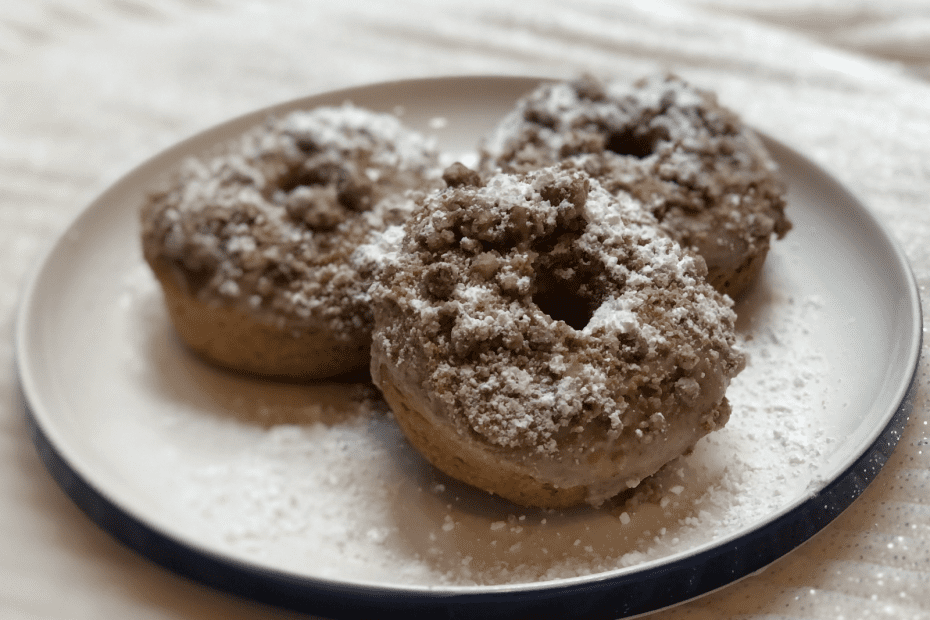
[{"xmin": 3, "ymin": 1, "xmax": 930, "ymax": 618}]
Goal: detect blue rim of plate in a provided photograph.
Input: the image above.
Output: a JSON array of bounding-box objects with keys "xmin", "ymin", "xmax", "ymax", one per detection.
[{"xmin": 15, "ymin": 76, "xmax": 924, "ymax": 619}]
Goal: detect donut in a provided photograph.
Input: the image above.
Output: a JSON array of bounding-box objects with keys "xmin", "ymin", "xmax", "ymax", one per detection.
[
  {"xmin": 369, "ymin": 164, "xmax": 746, "ymax": 508},
  {"xmin": 480, "ymin": 74, "xmax": 791, "ymax": 299},
  {"xmin": 141, "ymin": 104, "xmax": 442, "ymax": 378}
]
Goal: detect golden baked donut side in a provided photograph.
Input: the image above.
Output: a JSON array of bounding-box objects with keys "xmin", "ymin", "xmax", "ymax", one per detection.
[{"xmin": 148, "ymin": 258, "xmax": 370, "ymax": 377}]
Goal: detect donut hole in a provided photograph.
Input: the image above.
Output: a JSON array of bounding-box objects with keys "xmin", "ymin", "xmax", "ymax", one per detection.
[
  {"xmin": 275, "ymin": 162, "xmax": 377, "ymax": 228},
  {"xmin": 524, "ymin": 207, "xmax": 602, "ymax": 330},
  {"xmin": 336, "ymin": 176, "xmax": 375, "ymax": 212},
  {"xmin": 281, "ymin": 185, "xmax": 344, "ymax": 229},
  {"xmin": 606, "ymin": 126, "xmax": 667, "ymax": 159},
  {"xmin": 292, "ymin": 135, "xmax": 319, "ymax": 154},
  {"xmin": 532, "ymin": 281, "xmax": 596, "ymax": 331},
  {"xmin": 276, "ymin": 163, "xmax": 342, "ymax": 195},
  {"xmin": 531, "ymin": 257, "xmax": 600, "ymax": 331}
]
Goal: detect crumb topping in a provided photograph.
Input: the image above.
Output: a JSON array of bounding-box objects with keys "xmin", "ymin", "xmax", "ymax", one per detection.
[
  {"xmin": 141, "ymin": 104, "xmax": 442, "ymax": 339},
  {"xmin": 479, "ymin": 74, "xmax": 791, "ymax": 253},
  {"xmin": 370, "ymin": 165, "xmax": 744, "ymax": 454}
]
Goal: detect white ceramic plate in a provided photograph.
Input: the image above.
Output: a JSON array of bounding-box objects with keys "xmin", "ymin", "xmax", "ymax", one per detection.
[{"xmin": 16, "ymin": 77, "xmax": 922, "ymax": 620}]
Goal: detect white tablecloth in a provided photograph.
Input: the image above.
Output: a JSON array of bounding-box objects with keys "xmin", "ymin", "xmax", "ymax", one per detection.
[{"xmin": 3, "ymin": 1, "xmax": 929, "ymax": 617}]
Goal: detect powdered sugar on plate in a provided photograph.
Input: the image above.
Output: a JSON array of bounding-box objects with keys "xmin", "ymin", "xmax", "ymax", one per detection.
[{"xmin": 111, "ymin": 235, "xmax": 836, "ymax": 586}]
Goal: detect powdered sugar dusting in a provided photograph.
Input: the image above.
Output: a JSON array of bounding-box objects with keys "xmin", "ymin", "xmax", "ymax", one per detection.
[
  {"xmin": 118, "ymin": 79, "xmax": 834, "ymax": 587},
  {"xmin": 140, "ymin": 103, "xmax": 441, "ymax": 340},
  {"xmin": 140, "ymin": 276, "xmax": 831, "ymax": 586},
  {"xmin": 373, "ymin": 167, "xmax": 742, "ymax": 455},
  {"xmin": 480, "ymin": 74, "xmax": 790, "ymax": 299},
  {"xmin": 114, "ymin": 163, "xmax": 843, "ymax": 588}
]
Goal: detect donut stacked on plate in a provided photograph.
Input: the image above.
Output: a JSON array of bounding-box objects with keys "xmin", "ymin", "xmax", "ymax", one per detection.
[
  {"xmin": 480, "ymin": 74, "xmax": 791, "ymax": 299},
  {"xmin": 141, "ymin": 104, "xmax": 442, "ymax": 379},
  {"xmin": 141, "ymin": 75, "xmax": 787, "ymax": 508}
]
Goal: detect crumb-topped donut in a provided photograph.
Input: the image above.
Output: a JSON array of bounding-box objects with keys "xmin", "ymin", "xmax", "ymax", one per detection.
[
  {"xmin": 480, "ymin": 74, "xmax": 791, "ymax": 299},
  {"xmin": 369, "ymin": 164, "xmax": 746, "ymax": 508},
  {"xmin": 141, "ymin": 104, "xmax": 442, "ymax": 378}
]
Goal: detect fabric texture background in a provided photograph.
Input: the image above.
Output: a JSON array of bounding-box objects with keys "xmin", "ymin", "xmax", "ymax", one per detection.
[{"xmin": 3, "ymin": 1, "xmax": 930, "ymax": 617}]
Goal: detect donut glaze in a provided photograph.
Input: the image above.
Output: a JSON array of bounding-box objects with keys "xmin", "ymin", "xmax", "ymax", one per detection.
[
  {"xmin": 480, "ymin": 74, "xmax": 791, "ymax": 299},
  {"xmin": 141, "ymin": 104, "xmax": 441, "ymax": 378},
  {"xmin": 370, "ymin": 165, "xmax": 745, "ymax": 508}
]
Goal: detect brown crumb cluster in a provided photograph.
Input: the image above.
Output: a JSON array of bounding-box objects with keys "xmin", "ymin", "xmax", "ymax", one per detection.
[
  {"xmin": 480, "ymin": 74, "xmax": 791, "ymax": 298},
  {"xmin": 370, "ymin": 165, "xmax": 745, "ymax": 457},
  {"xmin": 141, "ymin": 104, "xmax": 442, "ymax": 342}
]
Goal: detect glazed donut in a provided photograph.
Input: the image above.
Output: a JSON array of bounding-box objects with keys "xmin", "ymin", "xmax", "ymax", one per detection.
[
  {"xmin": 480, "ymin": 74, "xmax": 791, "ymax": 299},
  {"xmin": 141, "ymin": 104, "xmax": 442, "ymax": 378},
  {"xmin": 369, "ymin": 164, "xmax": 746, "ymax": 508}
]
